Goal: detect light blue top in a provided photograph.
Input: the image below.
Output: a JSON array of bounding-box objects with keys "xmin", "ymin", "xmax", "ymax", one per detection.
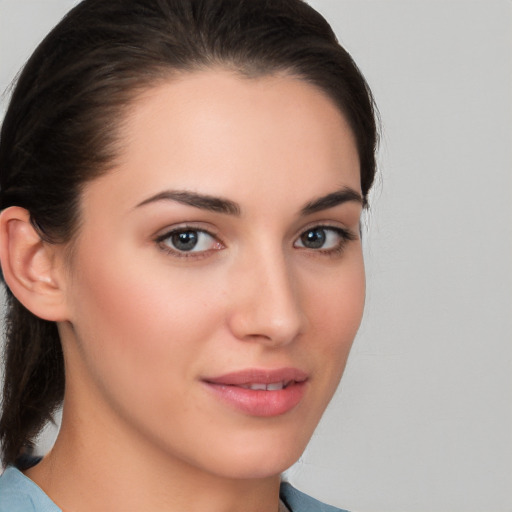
[
  {"xmin": 0, "ymin": 467, "xmax": 59, "ymax": 512},
  {"xmin": 0, "ymin": 466, "xmax": 348, "ymax": 512}
]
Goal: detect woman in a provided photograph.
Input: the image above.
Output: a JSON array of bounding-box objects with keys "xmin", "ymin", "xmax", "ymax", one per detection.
[{"xmin": 0, "ymin": 0, "xmax": 378, "ymax": 510}]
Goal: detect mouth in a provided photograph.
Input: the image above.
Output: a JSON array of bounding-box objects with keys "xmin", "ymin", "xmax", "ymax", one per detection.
[{"xmin": 202, "ymin": 368, "xmax": 308, "ymax": 417}]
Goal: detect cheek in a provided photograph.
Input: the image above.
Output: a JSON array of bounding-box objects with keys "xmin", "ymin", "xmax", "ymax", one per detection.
[
  {"xmin": 65, "ymin": 242, "xmax": 224, "ymax": 400},
  {"xmin": 303, "ymin": 253, "xmax": 365, "ymax": 375}
]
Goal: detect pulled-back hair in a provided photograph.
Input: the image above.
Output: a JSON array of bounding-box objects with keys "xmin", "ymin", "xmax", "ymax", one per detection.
[{"xmin": 0, "ymin": 0, "xmax": 378, "ymax": 467}]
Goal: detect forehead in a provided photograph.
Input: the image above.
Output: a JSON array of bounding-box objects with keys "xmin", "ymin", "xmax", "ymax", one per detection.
[{"xmin": 84, "ymin": 70, "xmax": 361, "ymax": 215}]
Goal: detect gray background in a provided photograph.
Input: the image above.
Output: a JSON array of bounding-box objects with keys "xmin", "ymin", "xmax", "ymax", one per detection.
[{"xmin": 1, "ymin": 1, "xmax": 511, "ymax": 511}]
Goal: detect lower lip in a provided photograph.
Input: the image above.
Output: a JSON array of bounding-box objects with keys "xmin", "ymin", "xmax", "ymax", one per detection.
[{"xmin": 203, "ymin": 381, "xmax": 307, "ymax": 417}]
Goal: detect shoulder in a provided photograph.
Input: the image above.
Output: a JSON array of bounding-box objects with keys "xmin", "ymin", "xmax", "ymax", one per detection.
[
  {"xmin": 0, "ymin": 466, "xmax": 61, "ymax": 512},
  {"xmin": 279, "ymin": 482, "xmax": 350, "ymax": 512}
]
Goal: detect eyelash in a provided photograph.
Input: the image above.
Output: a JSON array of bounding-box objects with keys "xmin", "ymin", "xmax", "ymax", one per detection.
[{"xmin": 155, "ymin": 224, "xmax": 356, "ymax": 259}]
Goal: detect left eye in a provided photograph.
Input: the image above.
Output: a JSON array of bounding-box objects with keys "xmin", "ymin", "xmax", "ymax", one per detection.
[
  {"xmin": 294, "ymin": 226, "xmax": 350, "ymax": 250},
  {"xmin": 158, "ymin": 229, "xmax": 220, "ymax": 253}
]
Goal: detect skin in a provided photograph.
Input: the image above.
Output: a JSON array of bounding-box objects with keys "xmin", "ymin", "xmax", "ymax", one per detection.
[{"xmin": 21, "ymin": 70, "xmax": 365, "ymax": 512}]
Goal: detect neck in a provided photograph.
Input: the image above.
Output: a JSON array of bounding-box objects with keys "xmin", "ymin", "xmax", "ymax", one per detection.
[{"xmin": 26, "ymin": 397, "xmax": 282, "ymax": 512}]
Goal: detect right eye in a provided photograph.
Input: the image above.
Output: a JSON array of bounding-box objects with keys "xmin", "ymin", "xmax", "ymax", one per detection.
[
  {"xmin": 294, "ymin": 225, "xmax": 355, "ymax": 254},
  {"xmin": 156, "ymin": 228, "xmax": 223, "ymax": 256}
]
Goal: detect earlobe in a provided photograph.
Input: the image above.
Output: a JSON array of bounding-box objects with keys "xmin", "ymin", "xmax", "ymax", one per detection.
[{"xmin": 0, "ymin": 206, "xmax": 69, "ymax": 321}]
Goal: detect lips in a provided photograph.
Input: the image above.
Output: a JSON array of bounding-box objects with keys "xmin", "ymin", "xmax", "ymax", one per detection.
[{"xmin": 202, "ymin": 368, "xmax": 308, "ymax": 417}]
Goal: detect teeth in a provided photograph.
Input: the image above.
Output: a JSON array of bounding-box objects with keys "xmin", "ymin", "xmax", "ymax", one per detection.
[
  {"xmin": 240, "ymin": 381, "xmax": 287, "ymax": 391},
  {"xmin": 249, "ymin": 383, "xmax": 267, "ymax": 391},
  {"xmin": 266, "ymin": 382, "xmax": 284, "ymax": 391}
]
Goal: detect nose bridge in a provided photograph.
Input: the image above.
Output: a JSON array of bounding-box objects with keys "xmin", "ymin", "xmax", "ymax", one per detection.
[{"xmin": 228, "ymin": 241, "xmax": 304, "ymax": 345}]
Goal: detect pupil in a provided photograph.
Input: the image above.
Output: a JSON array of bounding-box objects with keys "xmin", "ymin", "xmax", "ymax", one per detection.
[
  {"xmin": 172, "ymin": 230, "xmax": 198, "ymax": 251},
  {"xmin": 302, "ymin": 228, "xmax": 325, "ymax": 249}
]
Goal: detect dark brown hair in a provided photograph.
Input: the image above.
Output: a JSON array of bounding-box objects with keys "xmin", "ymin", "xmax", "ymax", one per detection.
[{"xmin": 0, "ymin": 0, "xmax": 378, "ymax": 467}]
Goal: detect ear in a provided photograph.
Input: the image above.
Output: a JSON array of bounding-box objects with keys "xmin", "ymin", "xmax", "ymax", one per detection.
[{"xmin": 0, "ymin": 206, "xmax": 69, "ymax": 321}]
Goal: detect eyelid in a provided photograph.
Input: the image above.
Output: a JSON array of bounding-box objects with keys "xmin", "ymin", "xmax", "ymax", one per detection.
[
  {"xmin": 294, "ymin": 220, "xmax": 357, "ymax": 240},
  {"xmin": 153, "ymin": 220, "xmax": 221, "ymax": 238}
]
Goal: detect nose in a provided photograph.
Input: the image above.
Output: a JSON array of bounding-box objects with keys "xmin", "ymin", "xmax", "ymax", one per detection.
[{"xmin": 226, "ymin": 248, "xmax": 306, "ymax": 347}]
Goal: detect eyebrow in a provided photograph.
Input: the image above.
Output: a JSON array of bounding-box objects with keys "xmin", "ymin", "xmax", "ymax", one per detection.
[
  {"xmin": 136, "ymin": 190, "xmax": 241, "ymax": 216},
  {"xmin": 300, "ymin": 187, "xmax": 364, "ymax": 215},
  {"xmin": 135, "ymin": 186, "xmax": 363, "ymax": 216}
]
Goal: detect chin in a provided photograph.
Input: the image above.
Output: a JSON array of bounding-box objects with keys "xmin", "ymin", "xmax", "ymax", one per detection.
[{"xmin": 199, "ymin": 431, "xmax": 310, "ymax": 480}]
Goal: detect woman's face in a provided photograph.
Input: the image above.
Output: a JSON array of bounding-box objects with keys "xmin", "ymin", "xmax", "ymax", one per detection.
[{"xmin": 59, "ymin": 70, "xmax": 365, "ymax": 479}]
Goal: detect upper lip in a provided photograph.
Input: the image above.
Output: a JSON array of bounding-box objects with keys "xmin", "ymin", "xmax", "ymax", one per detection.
[{"xmin": 203, "ymin": 367, "xmax": 308, "ymax": 386}]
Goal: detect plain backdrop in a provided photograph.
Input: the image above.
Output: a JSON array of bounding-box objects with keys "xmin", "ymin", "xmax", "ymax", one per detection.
[{"xmin": 1, "ymin": 1, "xmax": 511, "ymax": 511}]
